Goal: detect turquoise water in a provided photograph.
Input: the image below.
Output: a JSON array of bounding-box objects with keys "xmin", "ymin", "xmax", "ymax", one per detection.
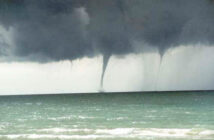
[{"xmin": 0, "ymin": 92, "xmax": 214, "ymax": 140}]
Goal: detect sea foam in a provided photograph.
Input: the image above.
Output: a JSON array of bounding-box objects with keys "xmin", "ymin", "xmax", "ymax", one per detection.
[{"xmin": 1, "ymin": 128, "xmax": 214, "ymax": 139}]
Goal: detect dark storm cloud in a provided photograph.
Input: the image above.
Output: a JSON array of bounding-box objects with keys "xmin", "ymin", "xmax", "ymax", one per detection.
[
  {"xmin": 1, "ymin": 0, "xmax": 214, "ymax": 61},
  {"xmin": 121, "ymin": 0, "xmax": 214, "ymax": 56},
  {"xmin": 0, "ymin": 0, "xmax": 94, "ymax": 62}
]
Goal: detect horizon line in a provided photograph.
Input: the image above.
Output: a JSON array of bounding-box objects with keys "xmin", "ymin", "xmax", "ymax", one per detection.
[{"xmin": 0, "ymin": 89, "xmax": 214, "ymax": 97}]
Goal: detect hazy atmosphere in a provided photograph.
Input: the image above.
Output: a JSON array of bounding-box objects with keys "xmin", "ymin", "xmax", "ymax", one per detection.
[{"xmin": 1, "ymin": 0, "xmax": 214, "ymax": 94}]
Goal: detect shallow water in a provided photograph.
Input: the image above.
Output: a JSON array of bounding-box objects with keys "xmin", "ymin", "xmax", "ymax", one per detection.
[{"xmin": 0, "ymin": 92, "xmax": 214, "ymax": 140}]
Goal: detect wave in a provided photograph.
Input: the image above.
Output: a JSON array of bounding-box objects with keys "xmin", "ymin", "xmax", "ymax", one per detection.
[
  {"xmin": 1, "ymin": 128, "xmax": 214, "ymax": 139},
  {"xmin": 47, "ymin": 115, "xmax": 95, "ymax": 121},
  {"xmin": 37, "ymin": 128, "xmax": 92, "ymax": 133}
]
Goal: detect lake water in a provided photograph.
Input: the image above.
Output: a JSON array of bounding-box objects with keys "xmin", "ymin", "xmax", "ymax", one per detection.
[{"xmin": 0, "ymin": 91, "xmax": 214, "ymax": 140}]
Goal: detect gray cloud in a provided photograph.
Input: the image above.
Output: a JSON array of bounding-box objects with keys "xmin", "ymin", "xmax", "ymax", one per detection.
[
  {"xmin": 122, "ymin": 0, "xmax": 214, "ymax": 55},
  {"xmin": 0, "ymin": 0, "xmax": 214, "ymax": 59},
  {"xmin": 0, "ymin": 0, "xmax": 94, "ymax": 62}
]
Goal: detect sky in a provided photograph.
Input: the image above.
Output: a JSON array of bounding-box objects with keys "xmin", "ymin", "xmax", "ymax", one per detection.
[
  {"xmin": 0, "ymin": 0, "xmax": 214, "ymax": 94},
  {"xmin": 0, "ymin": 46, "xmax": 214, "ymax": 95}
]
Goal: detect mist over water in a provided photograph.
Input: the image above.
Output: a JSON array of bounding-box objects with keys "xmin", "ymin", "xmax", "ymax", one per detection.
[
  {"xmin": 0, "ymin": 45, "xmax": 214, "ymax": 94},
  {"xmin": 3, "ymin": 47, "xmax": 212, "ymax": 94}
]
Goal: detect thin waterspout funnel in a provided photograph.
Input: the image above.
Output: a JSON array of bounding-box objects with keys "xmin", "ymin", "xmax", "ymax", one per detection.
[{"xmin": 100, "ymin": 54, "xmax": 111, "ymax": 90}]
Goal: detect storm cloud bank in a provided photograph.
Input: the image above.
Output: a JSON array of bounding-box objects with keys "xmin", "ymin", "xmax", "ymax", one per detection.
[{"xmin": 0, "ymin": 0, "xmax": 214, "ymax": 88}]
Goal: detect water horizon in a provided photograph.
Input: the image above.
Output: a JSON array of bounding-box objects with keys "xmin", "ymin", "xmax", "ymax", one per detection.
[{"xmin": 1, "ymin": 89, "xmax": 214, "ymax": 96}]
